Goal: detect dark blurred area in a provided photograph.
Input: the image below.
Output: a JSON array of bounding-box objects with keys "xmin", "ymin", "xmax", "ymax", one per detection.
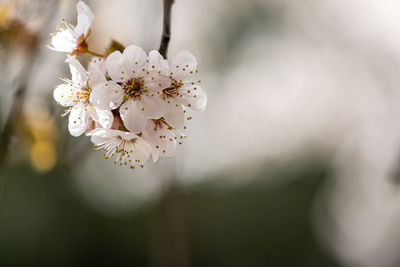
[{"xmin": 0, "ymin": 159, "xmax": 336, "ymax": 267}]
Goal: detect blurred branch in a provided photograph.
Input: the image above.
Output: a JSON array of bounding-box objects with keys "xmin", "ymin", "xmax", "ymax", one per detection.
[
  {"xmin": 0, "ymin": 36, "xmax": 38, "ymax": 167},
  {"xmin": 0, "ymin": 0, "xmax": 60, "ymax": 201},
  {"xmin": 149, "ymin": 186, "xmax": 189, "ymax": 267},
  {"xmin": 149, "ymin": 2, "xmax": 190, "ymax": 267},
  {"xmin": 159, "ymin": 0, "xmax": 174, "ymax": 59},
  {"xmin": 0, "ymin": 35, "xmax": 38, "ymax": 207}
]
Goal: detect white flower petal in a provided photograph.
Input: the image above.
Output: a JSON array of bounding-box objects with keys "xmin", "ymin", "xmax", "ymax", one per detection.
[
  {"xmin": 171, "ymin": 51, "xmax": 198, "ymax": 83},
  {"xmin": 120, "ymin": 99, "xmax": 147, "ymax": 133},
  {"xmin": 88, "ymin": 128, "xmax": 115, "ymax": 144},
  {"xmin": 179, "ymin": 84, "xmax": 207, "ymax": 111},
  {"xmin": 147, "ymin": 50, "xmax": 169, "ymax": 75},
  {"xmin": 89, "ymin": 133, "xmax": 109, "ymax": 145},
  {"xmin": 152, "ymin": 151, "xmax": 160, "ymax": 163},
  {"xmin": 84, "ymin": 117, "xmax": 96, "ymax": 133},
  {"xmin": 92, "ymin": 106, "xmax": 114, "ymax": 128},
  {"xmin": 142, "ymin": 120, "xmax": 177, "ymax": 160},
  {"xmin": 88, "ymin": 57, "xmax": 107, "ymax": 76},
  {"xmin": 140, "ymin": 95, "xmax": 166, "ymax": 119},
  {"xmin": 88, "ymin": 69, "xmax": 106, "ymax": 89},
  {"xmin": 68, "ymin": 105, "xmax": 88, "ymax": 137},
  {"xmin": 67, "ymin": 55, "xmax": 88, "ymax": 84},
  {"xmin": 123, "ymin": 45, "xmax": 147, "ymax": 73},
  {"xmin": 89, "ymin": 128, "xmax": 136, "ymax": 144},
  {"xmin": 116, "ymin": 129, "xmax": 138, "ymax": 140},
  {"xmin": 75, "ymin": 0, "xmax": 94, "ymax": 37},
  {"xmin": 164, "ymin": 102, "xmax": 185, "ymax": 128},
  {"xmin": 90, "ymin": 81, "xmax": 124, "ymax": 110},
  {"xmin": 88, "ymin": 127, "xmax": 112, "ymax": 137},
  {"xmin": 50, "ymin": 30, "xmax": 77, "ymax": 53},
  {"xmin": 144, "ymin": 50, "xmax": 170, "ymax": 92},
  {"xmin": 53, "ymin": 84, "xmax": 77, "ymax": 107},
  {"xmin": 105, "ymin": 51, "xmax": 130, "ymax": 82},
  {"xmin": 132, "ymin": 138, "xmax": 152, "ymax": 164},
  {"xmin": 145, "ymin": 74, "xmax": 171, "ymax": 93}
]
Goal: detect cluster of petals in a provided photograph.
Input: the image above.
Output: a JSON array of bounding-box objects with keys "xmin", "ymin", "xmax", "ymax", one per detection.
[{"xmin": 50, "ymin": 1, "xmax": 206, "ymax": 169}]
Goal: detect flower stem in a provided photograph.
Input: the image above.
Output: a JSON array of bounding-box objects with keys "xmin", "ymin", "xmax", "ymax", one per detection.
[
  {"xmin": 159, "ymin": 0, "xmax": 175, "ymax": 59},
  {"xmin": 86, "ymin": 50, "xmax": 105, "ymax": 58}
]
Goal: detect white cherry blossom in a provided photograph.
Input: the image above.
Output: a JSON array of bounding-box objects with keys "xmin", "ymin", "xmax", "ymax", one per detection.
[
  {"xmin": 90, "ymin": 45, "xmax": 170, "ymax": 134},
  {"xmin": 157, "ymin": 51, "xmax": 207, "ymax": 129},
  {"xmin": 88, "ymin": 128, "xmax": 152, "ymax": 169},
  {"xmin": 53, "ymin": 56, "xmax": 113, "ymax": 136},
  {"xmin": 142, "ymin": 118, "xmax": 187, "ymax": 163},
  {"xmin": 48, "ymin": 1, "xmax": 94, "ymax": 55}
]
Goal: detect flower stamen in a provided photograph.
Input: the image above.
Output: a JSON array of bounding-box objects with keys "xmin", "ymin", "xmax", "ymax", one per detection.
[{"xmin": 122, "ymin": 77, "xmax": 146, "ymax": 99}]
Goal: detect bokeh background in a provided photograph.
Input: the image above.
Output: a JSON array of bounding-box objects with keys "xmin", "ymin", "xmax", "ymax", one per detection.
[{"xmin": 1, "ymin": 0, "xmax": 400, "ymax": 266}]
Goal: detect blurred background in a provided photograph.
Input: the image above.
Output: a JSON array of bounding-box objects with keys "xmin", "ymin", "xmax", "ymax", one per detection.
[{"xmin": 2, "ymin": 0, "xmax": 400, "ymax": 266}]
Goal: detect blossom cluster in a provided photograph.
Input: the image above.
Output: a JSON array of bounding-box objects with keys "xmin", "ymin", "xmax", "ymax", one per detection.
[{"xmin": 49, "ymin": 1, "xmax": 206, "ymax": 169}]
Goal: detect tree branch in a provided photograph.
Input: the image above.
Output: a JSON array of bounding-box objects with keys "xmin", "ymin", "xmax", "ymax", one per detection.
[
  {"xmin": 0, "ymin": 0, "xmax": 60, "ymax": 204},
  {"xmin": 159, "ymin": 0, "xmax": 175, "ymax": 59}
]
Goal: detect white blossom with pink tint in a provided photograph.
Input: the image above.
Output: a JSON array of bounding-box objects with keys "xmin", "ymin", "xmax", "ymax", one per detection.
[
  {"xmin": 88, "ymin": 128, "xmax": 152, "ymax": 169},
  {"xmin": 142, "ymin": 118, "xmax": 187, "ymax": 163},
  {"xmin": 53, "ymin": 56, "xmax": 113, "ymax": 136},
  {"xmin": 157, "ymin": 51, "xmax": 207, "ymax": 129},
  {"xmin": 48, "ymin": 1, "xmax": 94, "ymax": 55}
]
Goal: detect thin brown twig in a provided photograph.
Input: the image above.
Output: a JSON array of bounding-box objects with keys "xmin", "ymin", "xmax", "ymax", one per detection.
[{"xmin": 159, "ymin": 0, "xmax": 175, "ymax": 59}]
